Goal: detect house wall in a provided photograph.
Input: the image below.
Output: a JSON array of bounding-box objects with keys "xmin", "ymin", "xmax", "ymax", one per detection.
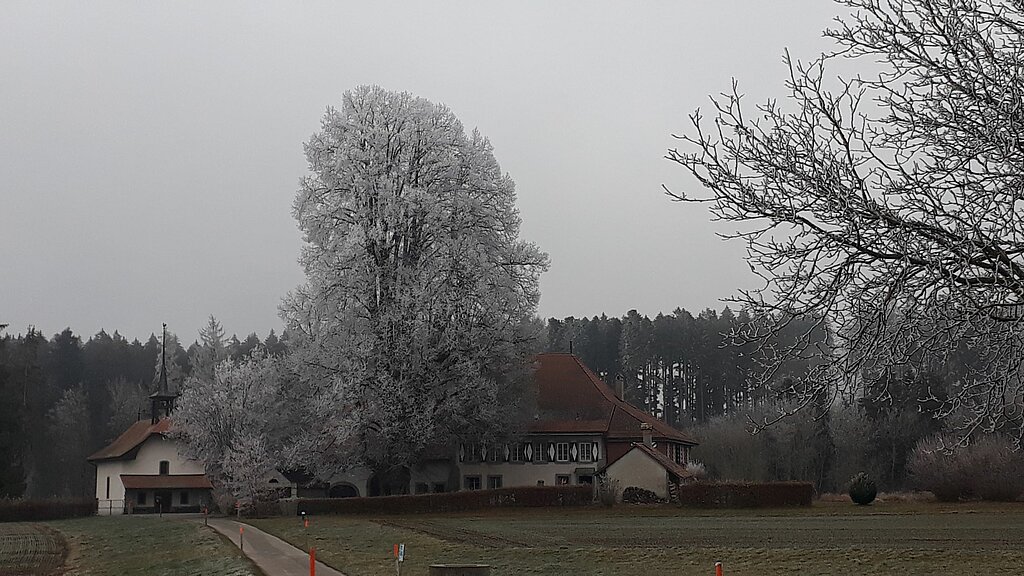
[
  {"xmin": 94, "ymin": 435, "xmax": 205, "ymax": 513},
  {"xmin": 458, "ymin": 435, "xmax": 604, "ymax": 489},
  {"xmin": 604, "ymin": 448, "xmax": 668, "ymax": 500}
]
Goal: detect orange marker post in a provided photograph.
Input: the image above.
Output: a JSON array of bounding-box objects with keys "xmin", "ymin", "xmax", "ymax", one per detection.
[
  {"xmin": 239, "ymin": 525, "xmax": 245, "ymax": 552},
  {"xmin": 394, "ymin": 543, "xmax": 399, "ymax": 558},
  {"xmin": 310, "ymin": 547, "xmax": 316, "ymax": 576},
  {"xmin": 715, "ymin": 561, "xmax": 723, "ymax": 576}
]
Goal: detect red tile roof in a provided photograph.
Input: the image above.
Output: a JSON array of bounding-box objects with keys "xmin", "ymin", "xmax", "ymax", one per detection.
[
  {"xmin": 530, "ymin": 354, "xmax": 697, "ymax": 445},
  {"xmin": 629, "ymin": 442, "xmax": 695, "ymax": 481},
  {"xmin": 87, "ymin": 418, "xmax": 174, "ymax": 462},
  {"xmin": 120, "ymin": 474, "xmax": 212, "ymax": 490}
]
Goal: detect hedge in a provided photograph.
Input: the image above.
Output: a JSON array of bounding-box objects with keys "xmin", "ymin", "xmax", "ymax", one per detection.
[
  {"xmin": 0, "ymin": 498, "xmax": 96, "ymax": 522},
  {"xmin": 676, "ymin": 481, "xmax": 813, "ymax": 508},
  {"xmin": 296, "ymin": 485, "xmax": 592, "ymax": 515}
]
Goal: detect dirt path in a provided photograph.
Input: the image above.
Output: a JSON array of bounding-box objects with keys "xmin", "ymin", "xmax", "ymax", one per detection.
[{"xmin": 205, "ymin": 518, "xmax": 347, "ymax": 576}]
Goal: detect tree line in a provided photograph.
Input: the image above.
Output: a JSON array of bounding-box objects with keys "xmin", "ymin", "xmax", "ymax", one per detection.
[
  {"xmin": 0, "ymin": 323, "xmax": 289, "ymax": 499},
  {"xmin": 543, "ymin": 307, "xmax": 822, "ymax": 430}
]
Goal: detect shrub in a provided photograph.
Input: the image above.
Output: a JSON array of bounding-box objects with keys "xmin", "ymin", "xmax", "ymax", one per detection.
[
  {"xmin": 297, "ymin": 485, "xmax": 591, "ymax": 515},
  {"xmin": 685, "ymin": 461, "xmax": 708, "ymax": 481},
  {"xmin": 908, "ymin": 433, "xmax": 1024, "ymax": 502},
  {"xmin": 848, "ymin": 473, "xmax": 877, "ymax": 505},
  {"xmin": 0, "ymin": 499, "xmax": 95, "ymax": 522},
  {"xmin": 676, "ymin": 481, "xmax": 813, "ymax": 508},
  {"xmin": 621, "ymin": 487, "xmax": 661, "ymax": 504},
  {"xmin": 596, "ymin": 476, "xmax": 619, "ymax": 507},
  {"xmin": 968, "ymin": 436, "xmax": 1024, "ymax": 501}
]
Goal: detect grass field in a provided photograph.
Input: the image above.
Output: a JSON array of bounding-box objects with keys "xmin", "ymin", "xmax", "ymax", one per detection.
[
  {"xmin": 251, "ymin": 501, "xmax": 1024, "ymax": 576},
  {"xmin": 1, "ymin": 516, "xmax": 262, "ymax": 576},
  {"xmin": 0, "ymin": 523, "xmax": 65, "ymax": 575}
]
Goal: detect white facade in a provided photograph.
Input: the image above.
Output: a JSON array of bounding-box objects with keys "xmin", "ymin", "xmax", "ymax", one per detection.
[
  {"xmin": 93, "ymin": 435, "xmax": 205, "ymax": 515},
  {"xmin": 458, "ymin": 435, "xmax": 605, "ymax": 490},
  {"xmin": 602, "ymin": 447, "xmax": 672, "ymax": 500}
]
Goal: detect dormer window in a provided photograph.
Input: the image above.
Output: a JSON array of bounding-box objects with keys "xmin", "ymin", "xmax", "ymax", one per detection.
[{"xmin": 159, "ymin": 460, "xmax": 169, "ymax": 475}]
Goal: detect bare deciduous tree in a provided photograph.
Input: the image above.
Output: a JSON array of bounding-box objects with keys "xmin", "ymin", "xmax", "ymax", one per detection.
[{"xmin": 668, "ymin": 0, "xmax": 1024, "ymax": 441}]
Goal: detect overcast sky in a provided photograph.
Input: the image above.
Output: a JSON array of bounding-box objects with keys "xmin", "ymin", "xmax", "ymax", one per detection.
[{"xmin": 2, "ymin": 1, "xmax": 843, "ymax": 343}]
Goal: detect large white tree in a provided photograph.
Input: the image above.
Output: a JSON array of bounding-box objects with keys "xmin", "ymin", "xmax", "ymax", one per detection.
[
  {"xmin": 281, "ymin": 86, "xmax": 548, "ymax": 479},
  {"xmin": 669, "ymin": 0, "xmax": 1024, "ymax": 440}
]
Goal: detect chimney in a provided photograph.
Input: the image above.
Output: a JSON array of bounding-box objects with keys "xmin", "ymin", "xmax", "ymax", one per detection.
[
  {"xmin": 615, "ymin": 375, "xmax": 624, "ymax": 400},
  {"xmin": 640, "ymin": 422, "xmax": 653, "ymax": 447}
]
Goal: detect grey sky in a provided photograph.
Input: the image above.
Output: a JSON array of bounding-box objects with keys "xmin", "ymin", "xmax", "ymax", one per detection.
[{"xmin": 2, "ymin": 1, "xmax": 841, "ymax": 343}]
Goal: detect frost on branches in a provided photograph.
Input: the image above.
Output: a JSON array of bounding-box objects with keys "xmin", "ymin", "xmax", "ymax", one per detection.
[
  {"xmin": 281, "ymin": 86, "xmax": 549, "ymax": 477},
  {"xmin": 669, "ymin": 0, "xmax": 1024, "ymax": 441},
  {"xmin": 174, "ymin": 352, "xmax": 287, "ymax": 505}
]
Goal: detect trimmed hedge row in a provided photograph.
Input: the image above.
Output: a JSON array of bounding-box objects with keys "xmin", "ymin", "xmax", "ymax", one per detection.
[
  {"xmin": 676, "ymin": 481, "xmax": 813, "ymax": 508},
  {"xmin": 297, "ymin": 485, "xmax": 592, "ymax": 515},
  {"xmin": 0, "ymin": 498, "xmax": 96, "ymax": 522}
]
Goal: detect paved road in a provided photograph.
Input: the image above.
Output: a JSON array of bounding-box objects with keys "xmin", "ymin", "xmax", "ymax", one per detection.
[{"xmin": 205, "ymin": 518, "xmax": 347, "ymax": 576}]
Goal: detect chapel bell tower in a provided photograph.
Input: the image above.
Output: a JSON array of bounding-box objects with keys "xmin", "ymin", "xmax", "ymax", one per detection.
[{"xmin": 150, "ymin": 323, "xmax": 179, "ymax": 424}]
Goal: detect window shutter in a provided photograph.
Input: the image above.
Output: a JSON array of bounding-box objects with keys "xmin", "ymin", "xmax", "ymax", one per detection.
[
  {"xmin": 459, "ymin": 444, "xmax": 465, "ymax": 463},
  {"xmin": 570, "ymin": 443, "xmax": 578, "ymax": 462},
  {"xmin": 547, "ymin": 442, "xmax": 555, "ymax": 462},
  {"xmin": 525, "ymin": 443, "xmax": 534, "ymax": 461},
  {"xmin": 504, "ymin": 444, "xmax": 511, "ymax": 462},
  {"xmin": 593, "ymin": 442, "xmax": 600, "ymax": 461}
]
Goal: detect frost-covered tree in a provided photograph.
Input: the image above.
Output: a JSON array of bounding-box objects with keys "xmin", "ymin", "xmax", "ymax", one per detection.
[
  {"xmin": 281, "ymin": 85, "xmax": 548, "ymax": 480},
  {"xmin": 190, "ymin": 315, "xmax": 229, "ymax": 382},
  {"xmin": 173, "ymin": 352, "xmax": 286, "ymax": 504},
  {"xmin": 670, "ymin": 0, "xmax": 1024, "ymax": 441}
]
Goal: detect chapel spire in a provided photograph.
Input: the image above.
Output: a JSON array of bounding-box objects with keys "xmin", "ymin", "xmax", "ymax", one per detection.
[{"xmin": 150, "ymin": 323, "xmax": 178, "ymax": 424}]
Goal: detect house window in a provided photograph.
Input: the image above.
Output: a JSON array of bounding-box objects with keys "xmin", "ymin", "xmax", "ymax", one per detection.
[
  {"xmin": 555, "ymin": 443, "xmax": 570, "ymax": 462},
  {"xmin": 579, "ymin": 443, "xmax": 594, "ymax": 463},
  {"xmin": 180, "ymin": 491, "xmax": 189, "ymax": 505},
  {"xmin": 487, "ymin": 475, "xmax": 503, "ymax": 489},
  {"xmin": 536, "ymin": 480, "xmax": 544, "ymax": 486},
  {"xmin": 137, "ymin": 492, "xmax": 147, "ymax": 505},
  {"xmin": 469, "ymin": 444, "xmax": 481, "ymax": 463},
  {"xmin": 488, "ymin": 445, "xmax": 499, "ymax": 463},
  {"xmin": 159, "ymin": 460, "xmax": 170, "ymax": 475},
  {"xmin": 511, "ymin": 443, "xmax": 524, "ymax": 462},
  {"xmin": 415, "ymin": 483, "xmax": 429, "ymax": 494},
  {"xmin": 674, "ymin": 444, "xmax": 687, "ymax": 465},
  {"xmin": 556, "ymin": 475, "xmax": 570, "ymax": 485},
  {"xmin": 463, "ymin": 476, "xmax": 482, "ymax": 490},
  {"xmin": 433, "ymin": 483, "xmax": 446, "ymax": 493},
  {"xmin": 533, "ymin": 442, "xmax": 545, "ymax": 462}
]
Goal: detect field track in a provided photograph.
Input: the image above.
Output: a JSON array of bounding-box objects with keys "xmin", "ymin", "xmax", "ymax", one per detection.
[{"xmin": 0, "ymin": 523, "xmax": 65, "ymax": 576}]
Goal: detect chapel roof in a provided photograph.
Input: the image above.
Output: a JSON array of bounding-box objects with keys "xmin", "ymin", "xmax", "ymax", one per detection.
[{"xmin": 87, "ymin": 418, "xmax": 173, "ymax": 462}]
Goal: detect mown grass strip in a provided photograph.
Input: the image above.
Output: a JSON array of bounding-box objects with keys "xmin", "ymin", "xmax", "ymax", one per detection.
[
  {"xmin": 251, "ymin": 501, "xmax": 1024, "ymax": 576},
  {"xmin": 48, "ymin": 516, "xmax": 263, "ymax": 576}
]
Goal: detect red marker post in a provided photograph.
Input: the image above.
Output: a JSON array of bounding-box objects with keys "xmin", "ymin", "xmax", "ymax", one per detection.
[
  {"xmin": 715, "ymin": 561, "xmax": 723, "ymax": 576},
  {"xmin": 239, "ymin": 525, "xmax": 245, "ymax": 553},
  {"xmin": 310, "ymin": 547, "xmax": 316, "ymax": 576}
]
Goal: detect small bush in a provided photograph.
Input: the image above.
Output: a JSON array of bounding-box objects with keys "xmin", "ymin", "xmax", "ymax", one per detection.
[
  {"xmin": 676, "ymin": 481, "xmax": 813, "ymax": 508},
  {"xmin": 685, "ymin": 461, "xmax": 708, "ymax": 481},
  {"xmin": 297, "ymin": 485, "xmax": 591, "ymax": 515},
  {"xmin": 848, "ymin": 473, "xmax": 877, "ymax": 505},
  {"xmin": 621, "ymin": 486, "xmax": 661, "ymax": 504},
  {"xmin": 0, "ymin": 498, "xmax": 95, "ymax": 522},
  {"xmin": 596, "ymin": 476, "xmax": 619, "ymax": 507}
]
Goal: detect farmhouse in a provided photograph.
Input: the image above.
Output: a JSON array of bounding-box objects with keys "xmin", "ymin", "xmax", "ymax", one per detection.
[
  {"xmin": 87, "ymin": 339, "xmax": 211, "ymax": 515},
  {"xmin": 457, "ymin": 353, "xmax": 698, "ymax": 496}
]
